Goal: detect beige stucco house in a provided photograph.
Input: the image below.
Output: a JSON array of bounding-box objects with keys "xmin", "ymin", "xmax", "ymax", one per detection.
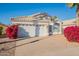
[{"xmin": 11, "ymin": 13, "xmax": 62, "ymax": 37}]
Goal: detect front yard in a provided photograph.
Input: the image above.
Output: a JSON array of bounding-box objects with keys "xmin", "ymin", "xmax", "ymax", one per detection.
[{"xmin": 0, "ymin": 34, "xmax": 79, "ymax": 56}]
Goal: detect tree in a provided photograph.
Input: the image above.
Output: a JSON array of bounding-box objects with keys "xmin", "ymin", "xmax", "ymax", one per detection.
[
  {"xmin": 51, "ymin": 16, "xmax": 57, "ymax": 23},
  {"xmin": 67, "ymin": 3, "xmax": 79, "ymax": 26}
]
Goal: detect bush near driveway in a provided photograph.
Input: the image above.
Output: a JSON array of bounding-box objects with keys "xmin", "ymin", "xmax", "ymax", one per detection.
[
  {"xmin": 6, "ymin": 25, "xmax": 18, "ymax": 39},
  {"xmin": 64, "ymin": 26, "xmax": 79, "ymax": 42}
]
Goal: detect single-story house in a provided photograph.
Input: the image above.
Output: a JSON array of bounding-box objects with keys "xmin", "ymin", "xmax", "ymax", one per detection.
[{"xmin": 11, "ymin": 13, "xmax": 62, "ymax": 37}]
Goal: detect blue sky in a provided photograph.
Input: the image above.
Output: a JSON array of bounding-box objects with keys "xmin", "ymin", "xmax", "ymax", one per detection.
[{"xmin": 0, "ymin": 3, "xmax": 76, "ymax": 25}]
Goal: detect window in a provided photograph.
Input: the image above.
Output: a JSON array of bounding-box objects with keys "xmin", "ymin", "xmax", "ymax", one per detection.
[{"xmin": 53, "ymin": 23, "xmax": 60, "ymax": 32}]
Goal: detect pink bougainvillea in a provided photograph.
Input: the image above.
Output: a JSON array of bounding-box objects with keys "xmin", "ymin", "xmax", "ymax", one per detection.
[
  {"xmin": 6, "ymin": 25, "xmax": 18, "ymax": 39},
  {"xmin": 64, "ymin": 26, "xmax": 79, "ymax": 42}
]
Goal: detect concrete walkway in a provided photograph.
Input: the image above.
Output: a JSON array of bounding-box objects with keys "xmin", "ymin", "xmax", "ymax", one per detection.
[{"xmin": 15, "ymin": 35, "xmax": 79, "ymax": 56}]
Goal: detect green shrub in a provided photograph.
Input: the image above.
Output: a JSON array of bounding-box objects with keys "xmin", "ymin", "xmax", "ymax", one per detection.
[{"xmin": 0, "ymin": 27, "xmax": 3, "ymax": 35}]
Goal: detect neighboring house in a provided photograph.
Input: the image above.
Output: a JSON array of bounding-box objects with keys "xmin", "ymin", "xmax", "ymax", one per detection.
[
  {"xmin": 62, "ymin": 18, "xmax": 76, "ymax": 28},
  {"xmin": 0, "ymin": 23, "xmax": 8, "ymax": 34},
  {"xmin": 62, "ymin": 18, "xmax": 76, "ymax": 33},
  {"xmin": 11, "ymin": 13, "xmax": 62, "ymax": 37}
]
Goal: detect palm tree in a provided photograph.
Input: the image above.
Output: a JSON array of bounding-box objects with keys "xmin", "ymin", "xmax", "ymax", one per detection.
[
  {"xmin": 51, "ymin": 16, "xmax": 57, "ymax": 23},
  {"xmin": 67, "ymin": 3, "xmax": 79, "ymax": 26}
]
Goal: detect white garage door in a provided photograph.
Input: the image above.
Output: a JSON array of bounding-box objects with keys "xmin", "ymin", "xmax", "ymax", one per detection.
[{"xmin": 18, "ymin": 25, "xmax": 35, "ymax": 37}]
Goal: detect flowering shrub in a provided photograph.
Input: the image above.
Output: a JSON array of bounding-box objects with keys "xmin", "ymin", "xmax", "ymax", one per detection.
[
  {"xmin": 6, "ymin": 25, "xmax": 18, "ymax": 39},
  {"xmin": 64, "ymin": 26, "xmax": 79, "ymax": 42}
]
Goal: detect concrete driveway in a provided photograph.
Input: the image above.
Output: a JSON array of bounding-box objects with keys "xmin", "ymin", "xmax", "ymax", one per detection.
[{"xmin": 15, "ymin": 34, "xmax": 79, "ymax": 56}]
